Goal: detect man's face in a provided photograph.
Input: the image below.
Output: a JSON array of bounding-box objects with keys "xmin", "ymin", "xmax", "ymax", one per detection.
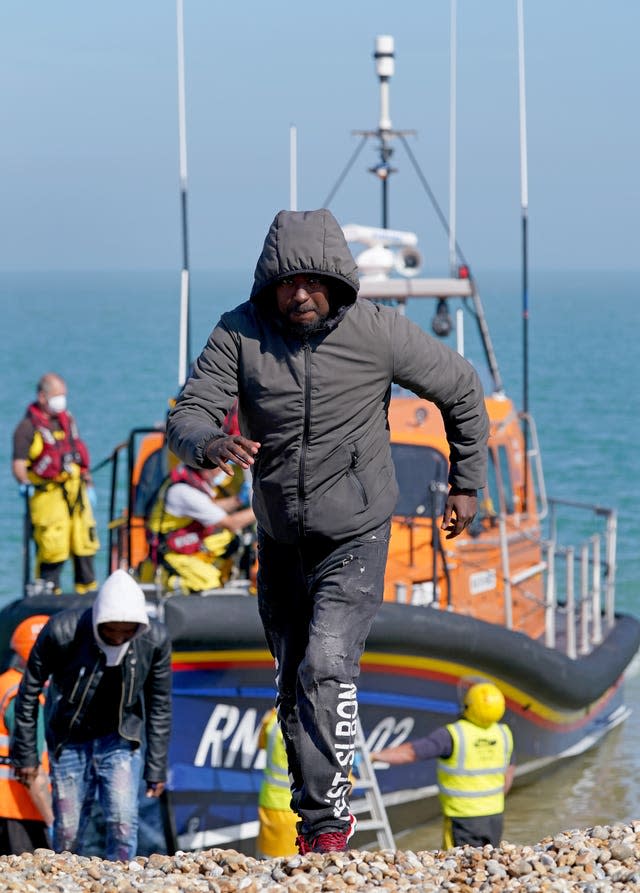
[
  {"xmin": 38, "ymin": 379, "xmax": 67, "ymax": 416},
  {"xmin": 275, "ymin": 275, "xmax": 330, "ymax": 333},
  {"xmin": 98, "ymin": 621, "xmax": 139, "ymax": 646}
]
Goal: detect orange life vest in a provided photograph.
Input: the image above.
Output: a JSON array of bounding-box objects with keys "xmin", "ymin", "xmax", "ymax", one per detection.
[{"xmin": 0, "ymin": 667, "xmax": 49, "ymax": 822}]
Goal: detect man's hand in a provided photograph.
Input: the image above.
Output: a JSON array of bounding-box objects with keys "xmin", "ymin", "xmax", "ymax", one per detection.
[
  {"xmin": 441, "ymin": 488, "xmax": 477, "ymax": 539},
  {"xmin": 145, "ymin": 781, "xmax": 166, "ymax": 799},
  {"xmin": 205, "ymin": 435, "xmax": 260, "ymax": 476},
  {"xmin": 14, "ymin": 766, "xmax": 38, "ymax": 787}
]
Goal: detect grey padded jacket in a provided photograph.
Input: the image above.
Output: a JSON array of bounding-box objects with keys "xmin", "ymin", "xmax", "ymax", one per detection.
[{"xmin": 167, "ymin": 209, "xmax": 489, "ymax": 544}]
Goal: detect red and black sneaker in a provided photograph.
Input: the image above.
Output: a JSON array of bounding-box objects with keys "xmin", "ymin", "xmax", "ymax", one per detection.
[
  {"xmin": 296, "ymin": 832, "xmax": 313, "ymax": 855},
  {"xmin": 310, "ymin": 814, "xmax": 357, "ymax": 854},
  {"xmin": 295, "ymin": 822, "xmax": 313, "ymax": 855}
]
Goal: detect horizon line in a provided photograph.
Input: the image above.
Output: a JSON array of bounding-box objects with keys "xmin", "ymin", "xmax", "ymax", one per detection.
[{"xmin": 1, "ymin": 267, "xmax": 639, "ymax": 276}]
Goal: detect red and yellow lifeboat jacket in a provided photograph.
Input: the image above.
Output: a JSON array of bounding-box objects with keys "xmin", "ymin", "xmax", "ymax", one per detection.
[
  {"xmin": 147, "ymin": 466, "xmax": 219, "ymax": 556},
  {"xmin": 26, "ymin": 403, "xmax": 90, "ymax": 484}
]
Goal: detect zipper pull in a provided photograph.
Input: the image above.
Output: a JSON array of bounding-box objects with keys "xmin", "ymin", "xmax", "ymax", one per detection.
[{"xmin": 69, "ymin": 666, "xmax": 86, "ymax": 703}]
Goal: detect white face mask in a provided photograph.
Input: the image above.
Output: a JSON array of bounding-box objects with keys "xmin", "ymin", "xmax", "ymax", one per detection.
[{"xmin": 47, "ymin": 394, "xmax": 67, "ymax": 415}]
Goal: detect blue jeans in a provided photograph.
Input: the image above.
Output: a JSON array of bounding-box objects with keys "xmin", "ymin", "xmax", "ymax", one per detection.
[
  {"xmin": 257, "ymin": 520, "xmax": 391, "ymax": 837},
  {"xmin": 50, "ymin": 733, "xmax": 142, "ymax": 861}
]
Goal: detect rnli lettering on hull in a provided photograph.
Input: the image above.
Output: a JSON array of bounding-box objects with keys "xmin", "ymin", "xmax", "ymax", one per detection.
[
  {"xmin": 194, "ymin": 705, "xmax": 266, "ymax": 770},
  {"xmin": 191, "ymin": 702, "xmax": 415, "ymax": 770}
]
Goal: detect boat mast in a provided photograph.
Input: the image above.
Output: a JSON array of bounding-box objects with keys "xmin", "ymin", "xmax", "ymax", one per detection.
[
  {"xmin": 374, "ymin": 36, "xmax": 395, "ymax": 228},
  {"xmin": 448, "ymin": 0, "xmax": 458, "ymax": 277},
  {"xmin": 176, "ymin": 0, "xmax": 191, "ymax": 387},
  {"xmin": 289, "ymin": 124, "xmax": 298, "ymax": 211},
  {"xmin": 517, "ymin": 0, "xmax": 530, "ymax": 511},
  {"xmin": 347, "ymin": 36, "xmax": 414, "ymax": 226},
  {"xmin": 449, "ymin": 0, "xmax": 465, "ymax": 356},
  {"xmin": 326, "ymin": 33, "xmax": 505, "ymax": 395}
]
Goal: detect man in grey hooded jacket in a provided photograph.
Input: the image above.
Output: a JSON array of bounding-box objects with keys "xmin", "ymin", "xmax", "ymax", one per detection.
[{"xmin": 167, "ymin": 208, "xmax": 489, "ymax": 854}]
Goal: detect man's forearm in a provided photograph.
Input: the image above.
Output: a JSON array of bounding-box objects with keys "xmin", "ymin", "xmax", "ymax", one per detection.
[
  {"xmin": 12, "ymin": 458, "xmax": 30, "ymax": 485},
  {"xmin": 371, "ymin": 742, "xmax": 417, "ymax": 764},
  {"xmin": 11, "ymin": 693, "xmax": 42, "ymax": 767}
]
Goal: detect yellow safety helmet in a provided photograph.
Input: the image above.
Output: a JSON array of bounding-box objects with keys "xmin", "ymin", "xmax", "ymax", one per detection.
[
  {"xmin": 463, "ymin": 682, "xmax": 505, "ymax": 728},
  {"xmin": 10, "ymin": 615, "xmax": 49, "ymax": 663}
]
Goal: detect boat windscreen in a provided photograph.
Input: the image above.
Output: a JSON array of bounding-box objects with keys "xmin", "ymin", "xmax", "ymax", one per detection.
[{"xmin": 391, "ymin": 443, "xmax": 449, "ymax": 518}]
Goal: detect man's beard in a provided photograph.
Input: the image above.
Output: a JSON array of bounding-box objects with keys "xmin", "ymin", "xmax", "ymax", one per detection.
[{"xmin": 284, "ymin": 315, "xmax": 329, "ymax": 336}]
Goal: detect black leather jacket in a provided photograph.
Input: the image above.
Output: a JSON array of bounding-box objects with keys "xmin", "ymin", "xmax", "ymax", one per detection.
[{"xmin": 11, "ymin": 607, "xmax": 172, "ymax": 783}]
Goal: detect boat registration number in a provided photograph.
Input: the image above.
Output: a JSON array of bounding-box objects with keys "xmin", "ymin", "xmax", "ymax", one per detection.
[{"xmin": 469, "ymin": 569, "xmax": 497, "ymax": 595}]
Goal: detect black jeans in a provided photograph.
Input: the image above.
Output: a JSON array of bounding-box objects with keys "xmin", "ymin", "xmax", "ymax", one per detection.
[
  {"xmin": 444, "ymin": 813, "xmax": 504, "ymax": 848},
  {"xmin": 257, "ymin": 519, "xmax": 391, "ymax": 836}
]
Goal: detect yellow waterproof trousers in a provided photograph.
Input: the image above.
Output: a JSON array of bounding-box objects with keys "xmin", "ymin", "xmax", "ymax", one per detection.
[
  {"xmin": 139, "ymin": 530, "xmax": 236, "ymax": 594},
  {"xmin": 256, "ymin": 805, "xmax": 298, "ymax": 858},
  {"xmin": 30, "ymin": 479, "xmax": 99, "ymax": 565}
]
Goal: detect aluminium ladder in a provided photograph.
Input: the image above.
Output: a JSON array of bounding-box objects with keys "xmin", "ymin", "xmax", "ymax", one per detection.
[{"xmin": 350, "ymin": 718, "xmax": 396, "ymax": 850}]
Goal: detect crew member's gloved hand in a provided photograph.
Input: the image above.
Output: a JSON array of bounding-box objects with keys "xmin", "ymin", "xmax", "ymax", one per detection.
[
  {"xmin": 87, "ymin": 486, "xmax": 98, "ymax": 508},
  {"xmin": 19, "ymin": 483, "xmax": 33, "ymax": 497}
]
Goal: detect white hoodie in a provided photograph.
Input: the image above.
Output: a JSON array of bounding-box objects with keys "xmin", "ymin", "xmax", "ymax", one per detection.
[{"xmin": 91, "ymin": 569, "xmax": 150, "ymax": 666}]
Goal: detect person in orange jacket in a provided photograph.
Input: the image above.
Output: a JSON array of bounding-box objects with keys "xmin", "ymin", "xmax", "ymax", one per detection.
[{"xmin": 0, "ymin": 615, "xmax": 52, "ymax": 855}]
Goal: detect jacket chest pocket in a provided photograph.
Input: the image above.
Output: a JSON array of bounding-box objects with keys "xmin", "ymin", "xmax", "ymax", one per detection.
[{"xmin": 347, "ymin": 450, "xmax": 368, "ymax": 508}]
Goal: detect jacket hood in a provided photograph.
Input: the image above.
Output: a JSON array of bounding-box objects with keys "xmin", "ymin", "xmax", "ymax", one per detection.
[
  {"xmin": 250, "ymin": 209, "xmax": 359, "ymax": 307},
  {"xmin": 92, "ymin": 569, "xmax": 150, "ymax": 666}
]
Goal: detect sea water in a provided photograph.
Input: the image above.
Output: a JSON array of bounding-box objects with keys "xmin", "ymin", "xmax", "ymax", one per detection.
[{"xmin": 1, "ymin": 268, "xmax": 638, "ymax": 846}]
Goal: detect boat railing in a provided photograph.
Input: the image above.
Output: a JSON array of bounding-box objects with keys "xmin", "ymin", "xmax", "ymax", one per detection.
[
  {"xmin": 544, "ymin": 498, "xmax": 617, "ymax": 657},
  {"xmin": 496, "ymin": 497, "xmax": 617, "ymax": 658},
  {"xmin": 101, "ymin": 426, "xmax": 164, "ymax": 577},
  {"xmin": 520, "ymin": 411, "xmax": 548, "ymax": 521}
]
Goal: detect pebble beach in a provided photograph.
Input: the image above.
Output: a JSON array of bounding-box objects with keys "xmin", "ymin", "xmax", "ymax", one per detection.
[{"xmin": 3, "ymin": 823, "xmax": 640, "ymax": 893}]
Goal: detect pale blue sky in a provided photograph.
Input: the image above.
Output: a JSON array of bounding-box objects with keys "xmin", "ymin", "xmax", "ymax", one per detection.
[{"xmin": 1, "ymin": 1, "xmax": 638, "ymax": 273}]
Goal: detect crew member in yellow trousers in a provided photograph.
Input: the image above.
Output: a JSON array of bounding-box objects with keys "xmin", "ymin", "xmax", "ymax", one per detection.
[
  {"xmin": 0, "ymin": 615, "xmax": 53, "ymax": 855},
  {"xmin": 12, "ymin": 373, "xmax": 99, "ymax": 594},
  {"xmin": 256, "ymin": 708, "xmax": 298, "ymax": 858}
]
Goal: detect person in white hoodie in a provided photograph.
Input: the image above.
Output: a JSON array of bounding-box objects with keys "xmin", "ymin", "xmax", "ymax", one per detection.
[{"xmin": 11, "ymin": 570, "xmax": 172, "ymax": 861}]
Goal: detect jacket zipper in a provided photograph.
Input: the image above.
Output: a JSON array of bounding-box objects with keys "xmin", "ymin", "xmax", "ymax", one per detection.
[
  {"xmin": 69, "ymin": 659, "xmax": 100, "ymax": 727},
  {"xmin": 128, "ymin": 657, "xmax": 136, "ymax": 705},
  {"xmin": 119, "ymin": 653, "xmax": 138, "ymax": 743},
  {"xmin": 297, "ymin": 340, "xmax": 312, "ymax": 538},
  {"xmin": 68, "ymin": 667, "xmax": 85, "ymax": 704}
]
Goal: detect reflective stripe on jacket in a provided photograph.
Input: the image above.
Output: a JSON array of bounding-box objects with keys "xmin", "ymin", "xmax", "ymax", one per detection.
[
  {"xmin": 0, "ymin": 667, "xmax": 48, "ymax": 822},
  {"xmin": 437, "ymin": 718, "xmax": 513, "ymax": 818},
  {"xmin": 258, "ymin": 710, "xmax": 291, "ymax": 811}
]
